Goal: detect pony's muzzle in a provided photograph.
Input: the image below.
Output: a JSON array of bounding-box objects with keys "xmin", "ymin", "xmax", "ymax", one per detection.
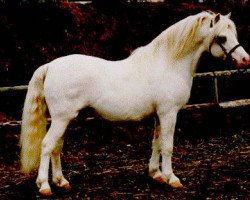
[
  {"xmin": 235, "ymin": 55, "xmax": 250, "ymax": 68},
  {"xmin": 231, "ymin": 48, "xmax": 250, "ymax": 68},
  {"xmin": 240, "ymin": 55, "xmax": 250, "ymax": 66}
]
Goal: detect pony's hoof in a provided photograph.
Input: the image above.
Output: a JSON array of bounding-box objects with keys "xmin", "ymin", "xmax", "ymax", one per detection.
[
  {"xmin": 170, "ymin": 182, "xmax": 184, "ymax": 189},
  {"xmin": 39, "ymin": 188, "xmax": 53, "ymax": 196},
  {"xmin": 62, "ymin": 183, "xmax": 71, "ymax": 191},
  {"xmin": 155, "ymin": 176, "xmax": 167, "ymax": 184}
]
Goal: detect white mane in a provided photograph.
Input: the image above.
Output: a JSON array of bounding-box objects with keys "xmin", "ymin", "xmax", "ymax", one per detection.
[{"xmin": 130, "ymin": 11, "xmax": 236, "ymax": 62}]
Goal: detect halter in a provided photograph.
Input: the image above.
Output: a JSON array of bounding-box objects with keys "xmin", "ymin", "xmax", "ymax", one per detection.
[{"xmin": 209, "ymin": 37, "xmax": 241, "ymax": 62}]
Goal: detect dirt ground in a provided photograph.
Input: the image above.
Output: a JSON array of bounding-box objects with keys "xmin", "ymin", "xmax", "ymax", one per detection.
[{"xmin": 0, "ymin": 121, "xmax": 249, "ymax": 199}]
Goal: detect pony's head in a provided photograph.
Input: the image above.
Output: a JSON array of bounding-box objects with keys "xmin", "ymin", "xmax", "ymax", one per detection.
[{"xmin": 198, "ymin": 11, "xmax": 249, "ymax": 68}]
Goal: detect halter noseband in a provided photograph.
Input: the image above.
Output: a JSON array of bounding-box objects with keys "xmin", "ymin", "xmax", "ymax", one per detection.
[{"xmin": 209, "ymin": 37, "xmax": 241, "ymax": 62}]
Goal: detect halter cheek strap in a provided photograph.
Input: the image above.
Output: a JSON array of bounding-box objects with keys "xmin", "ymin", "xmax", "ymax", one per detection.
[
  {"xmin": 209, "ymin": 39, "xmax": 241, "ymax": 61},
  {"xmin": 226, "ymin": 44, "xmax": 241, "ymax": 60}
]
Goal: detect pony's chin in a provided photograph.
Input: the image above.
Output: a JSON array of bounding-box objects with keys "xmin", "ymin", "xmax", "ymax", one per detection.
[
  {"xmin": 234, "ymin": 58, "xmax": 250, "ymax": 68},
  {"xmin": 235, "ymin": 62, "xmax": 249, "ymax": 69}
]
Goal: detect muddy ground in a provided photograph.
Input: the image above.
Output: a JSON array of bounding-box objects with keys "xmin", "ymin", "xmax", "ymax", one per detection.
[{"xmin": 0, "ymin": 120, "xmax": 249, "ymax": 199}]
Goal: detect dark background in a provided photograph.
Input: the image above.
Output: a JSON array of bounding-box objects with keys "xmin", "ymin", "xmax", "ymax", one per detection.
[{"xmin": 0, "ymin": 0, "xmax": 249, "ymax": 86}]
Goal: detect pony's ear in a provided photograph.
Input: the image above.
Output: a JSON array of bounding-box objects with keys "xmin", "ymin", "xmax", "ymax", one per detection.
[
  {"xmin": 214, "ymin": 13, "xmax": 221, "ymax": 24},
  {"xmin": 200, "ymin": 16, "xmax": 208, "ymax": 23},
  {"xmin": 198, "ymin": 14, "xmax": 210, "ymax": 26},
  {"xmin": 210, "ymin": 20, "xmax": 213, "ymax": 28},
  {"xmin": 210, "ymin": 13, "xmax": 220, "ymax": 28},
  {"xmin": 225, "ymin": 12, "xmax": 231, "ymax": 19}
]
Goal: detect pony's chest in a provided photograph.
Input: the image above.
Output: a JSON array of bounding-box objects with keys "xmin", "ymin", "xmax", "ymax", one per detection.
[{"xmin": 155, "ymin": 74, "xmax": 193, "ymax": 106}]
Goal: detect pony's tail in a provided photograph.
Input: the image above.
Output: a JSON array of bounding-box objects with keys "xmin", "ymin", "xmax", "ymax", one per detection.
[{"xmin": 20, "ymin": 64, "xmax": 49, "ymax": 173}]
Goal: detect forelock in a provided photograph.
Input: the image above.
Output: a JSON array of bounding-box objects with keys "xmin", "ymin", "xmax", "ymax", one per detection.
[{"xmin": 213, "ymin": 15, "xmax": 237, "ymax": 36}]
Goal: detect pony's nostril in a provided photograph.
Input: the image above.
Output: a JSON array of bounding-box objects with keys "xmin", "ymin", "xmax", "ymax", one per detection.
[
  {"xmin": 231, "ymin": 58, "xmax": 237, "ymax": 64},
  {"xmin": 242, "ymin": 55, "xmax": 250, "ymax": 63}
]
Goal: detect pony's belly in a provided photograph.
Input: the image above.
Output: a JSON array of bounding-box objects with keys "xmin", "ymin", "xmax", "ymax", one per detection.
[
  {"xmin": 95, "ymin": 108, "xmax": 153, "ymax": 121},
  {"xmin": 92, "ymin": 99, "xmax": 154, "ymax": 122}
]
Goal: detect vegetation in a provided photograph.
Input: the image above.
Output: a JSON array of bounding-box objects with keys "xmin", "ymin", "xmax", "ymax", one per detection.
[{"xmin": 0, "ymin": 1, "xmax": 249, "ymax": 86}]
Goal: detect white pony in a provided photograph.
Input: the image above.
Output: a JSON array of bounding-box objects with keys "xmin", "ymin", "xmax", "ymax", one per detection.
[{"xmin": 20, "ymin": 11, "xmax": 249, "ymax": 196}]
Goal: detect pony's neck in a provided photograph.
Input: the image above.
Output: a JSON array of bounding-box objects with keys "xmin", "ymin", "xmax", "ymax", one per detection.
[
  {"xmin": 151, "ymin": 15, "xmax": 206, "ymax": 74},
  {"xmin": 128, "ymin": 14, "xmax": 209, "ymax": 78},
  {"xmin": 186, "ymin": 45, "xmax": 206, "ymax": 74}
]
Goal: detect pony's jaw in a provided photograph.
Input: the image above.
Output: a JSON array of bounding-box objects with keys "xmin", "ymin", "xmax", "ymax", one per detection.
[
  {"xmin": 231, "ymin": 47, "xmax": 250, "ymax": 68},
  {"xmin": 209, "ymin": 41, "xmax": 250, "ymax": 68}
]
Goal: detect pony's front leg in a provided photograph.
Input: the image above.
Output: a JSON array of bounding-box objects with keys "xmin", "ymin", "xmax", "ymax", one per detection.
[
  {"xmin": 157, "ymin": 110, "xmax": 183, "ymax": 188},
  {"xmin": 36, "ymin": 119, "xmax": 69, "ymax": 196}
]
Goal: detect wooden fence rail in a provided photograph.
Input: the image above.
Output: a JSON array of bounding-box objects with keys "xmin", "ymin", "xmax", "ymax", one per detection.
[
  {"xmin": 0, "ymin": 68, "xmax": 250, "ymax": 128},
  {"xmin": 0, "ymin": 69, "xmax": 249, "ymax": 93},
  {"xmin": 1, "ymin": 98, "xmax": 250, "ymax": 128},
  {"xmin": 0, "ymin": 85, "xmax": 28, "ymax": 92},
  {"xmin": 193, "ymin": 68, "xmax": 250, "ymax": 78}
]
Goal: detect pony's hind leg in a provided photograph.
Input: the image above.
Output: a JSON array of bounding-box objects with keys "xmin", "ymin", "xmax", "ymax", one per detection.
[
  {"xmin": 149, "ymin": 124, "xmax": 164, "ymax": 181},
  {"xmin": 51, "ymin": 137, "xmax": 71, "ymax": 191},
  {"xmin": 36, "ymin": 118, "xmax": 70, "ymax": 196}
]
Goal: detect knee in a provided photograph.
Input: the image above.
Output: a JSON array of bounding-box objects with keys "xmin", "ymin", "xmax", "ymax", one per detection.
[{"xmin": 41, "ymin": 139, "xmax": 55, "ymax": 156}]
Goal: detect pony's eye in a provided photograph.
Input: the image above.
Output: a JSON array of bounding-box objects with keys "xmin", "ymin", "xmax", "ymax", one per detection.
[{"xmin": 215, "ymin": 36, "xmax": 227, "ymax": 44}]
